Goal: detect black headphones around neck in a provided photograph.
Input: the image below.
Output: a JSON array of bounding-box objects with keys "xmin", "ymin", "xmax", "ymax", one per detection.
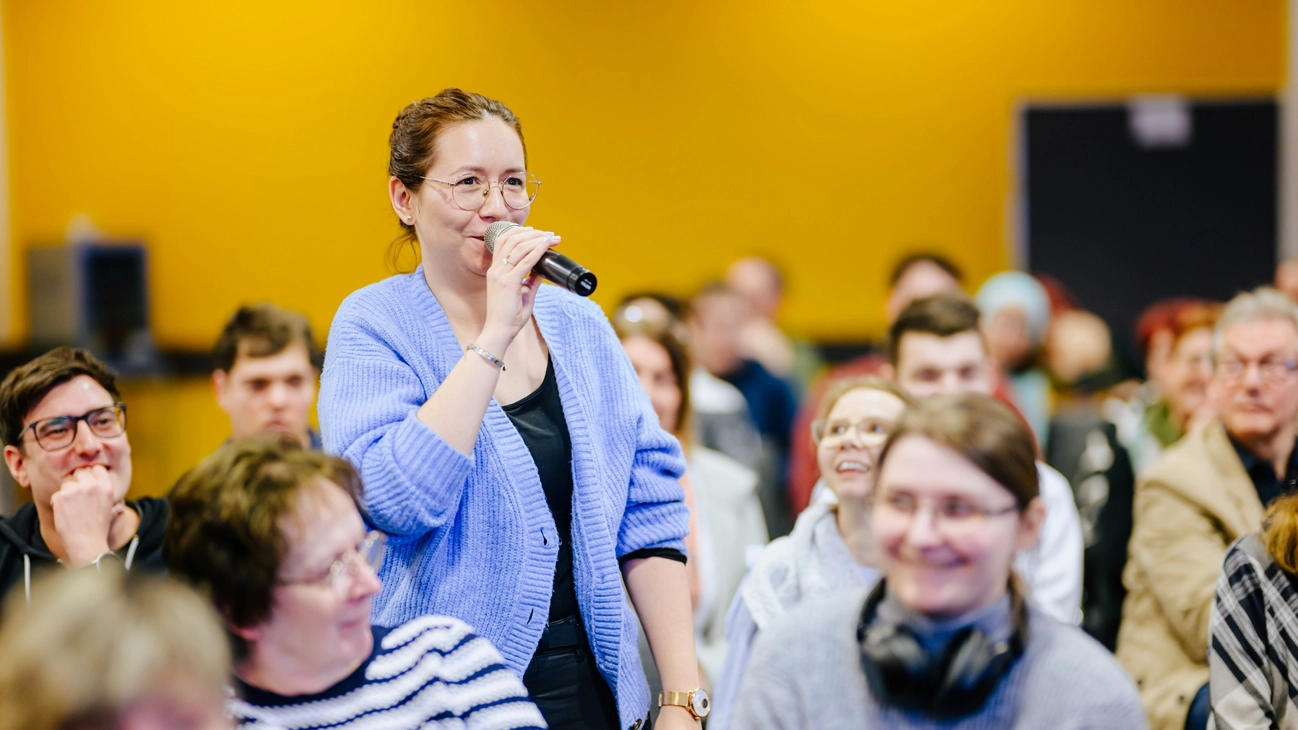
[{"xmin": 856, "ymin": 579, "xmax": 1028, "ymax": 719}]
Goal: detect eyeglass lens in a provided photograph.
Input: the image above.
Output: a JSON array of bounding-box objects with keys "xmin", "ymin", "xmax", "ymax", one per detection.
[
  {"xmin": 30, "ymin": 405, "xmax": 126, "ymax": 450},
  {"xmin": 452, "ymin": 174, "xmax": 540, "ymax": 211}
]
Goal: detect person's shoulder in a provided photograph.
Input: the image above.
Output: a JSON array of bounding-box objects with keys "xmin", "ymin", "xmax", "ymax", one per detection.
[
  {"xmin": 1142, "ymin": 420, "xmax": 1220, "ymax": 480},
  {"xmin": 1024, "ymin": 611, "xmax": 1142, "ymax": 695},
  {"xmin": 331, "ymin": 272, "xmax": 422, "ymax": 328},
  {"xmin": 1034, "ymin": 462, "xmax": 1072, "ymax": 502},
  {"xmin": 755, "ymin": 586, "xmax": 868, "ymax": 655},
  {"xmin": 378, "ymin": 614, "xmax": 481, "ymax": 655},
  {"xmin": 537, "ymin": 282, "xmax": 605, "ymax": 320}
]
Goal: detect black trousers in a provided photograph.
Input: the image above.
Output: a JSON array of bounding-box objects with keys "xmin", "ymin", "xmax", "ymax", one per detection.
[{"xmin": 523, "ymin": 616, "xmax": 649, "ymax": 730}]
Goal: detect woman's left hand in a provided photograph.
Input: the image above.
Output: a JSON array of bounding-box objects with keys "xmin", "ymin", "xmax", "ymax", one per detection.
[{"xmin": 655, "ymin": 707, "xmax": 701, "ymax": 729}]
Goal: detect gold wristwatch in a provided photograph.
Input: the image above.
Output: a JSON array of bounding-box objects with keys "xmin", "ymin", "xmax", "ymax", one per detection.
[{"xmin": 658, "ymin": 688, "xmax": 710, "ymax": 720}]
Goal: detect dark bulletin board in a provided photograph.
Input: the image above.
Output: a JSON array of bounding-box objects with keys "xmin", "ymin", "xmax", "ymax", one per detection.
[{"xmin": 1022, "ymin": 100, "xmax": 1277, "ymax": 359}]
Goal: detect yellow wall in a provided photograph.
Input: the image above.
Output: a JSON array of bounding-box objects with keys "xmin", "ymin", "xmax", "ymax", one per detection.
[
  {"xmin": 1, "ymin": 0, "xmax": 1283, "ymax": 495},
  {"xmin": 3, "ymin": 0, "xmax": 1285, "ymax": 347}
]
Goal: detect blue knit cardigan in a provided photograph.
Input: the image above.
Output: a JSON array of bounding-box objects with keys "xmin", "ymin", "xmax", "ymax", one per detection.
[{"xmin": 319, "ymin": 267, "xmax": 690, "ymax": 727}]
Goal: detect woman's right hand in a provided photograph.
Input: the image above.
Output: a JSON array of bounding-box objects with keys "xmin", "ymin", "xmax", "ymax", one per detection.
[{"xmin": 478, "ymin": 225, "xmax": 560, "ymax": 352}]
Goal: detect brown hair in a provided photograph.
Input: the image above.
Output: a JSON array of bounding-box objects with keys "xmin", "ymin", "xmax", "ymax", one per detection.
[
  {"xmin": 1264, "ymin": 494, "xmax": 1298, "ymax": 574},
  {"xmin": 813, "ymin": 376, "xmax": 912, "ymax": 427},
  {"xmin": 387, "ymin": 88, "xmax": 526, "ymax": 271},
  {"xmin": 164, "ymin": 437, "xmax": 364, "ymax": 661},
  {"xmin": 213, "ymin": 302, "xmax": 321, "ymax": 373},
  {"xmin": 614, "ymin": 317, "xmax": 692, "ymax": 441},
  {"xmin": 0, "ymin": 569, "xmax": 228, "ymax": 730},
  {"xmin": 0, "ymin": 347, "xmax": 120, "ymax": 448},
  {"xmin": 889, "ymin": 252, "xmax": 963, "ymax": 288},
  {"xmin": 878, "ymin": 393, "xmax": 1039, "ymax": 509},
  {"xmin": 887, "ymin": 292, "xmax": 984, "ymax": 366}
]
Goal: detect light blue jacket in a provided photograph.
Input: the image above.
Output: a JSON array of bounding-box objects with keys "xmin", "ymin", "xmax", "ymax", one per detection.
[{"xmin": 320, "ymin": 267, "xmax": 689, "ymax": 728}]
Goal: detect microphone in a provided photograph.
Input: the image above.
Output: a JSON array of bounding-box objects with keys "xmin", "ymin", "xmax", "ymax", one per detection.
[{"xmin": 484, "ymin": 221, "xmax": 598, "ymax": 297}]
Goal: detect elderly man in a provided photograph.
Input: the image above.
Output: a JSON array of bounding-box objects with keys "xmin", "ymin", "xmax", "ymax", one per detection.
[{"xmin": 1115, "ymin": 287, "xmax": 1298, "ymax": 730}]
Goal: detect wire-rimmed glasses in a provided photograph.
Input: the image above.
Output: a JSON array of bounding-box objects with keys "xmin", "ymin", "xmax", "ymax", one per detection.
[
  {"xmin": 18, "ymin": 403, "xmax": 127, "ymax": 451},
  {"xmin": 279, "ymin": 531, "xmax": 387, "ymax": 597},
  {"xmin": 422, "ymin": 172, "xmax": 541, "ymax": 211}
]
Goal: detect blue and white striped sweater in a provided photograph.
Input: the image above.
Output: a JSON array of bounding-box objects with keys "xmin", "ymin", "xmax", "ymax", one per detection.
[{"xmin": 230, "ymin": 615, "xmax": 547, "ymax": 729}]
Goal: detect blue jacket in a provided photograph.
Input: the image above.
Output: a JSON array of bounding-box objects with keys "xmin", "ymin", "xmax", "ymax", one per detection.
[{"xmin": 319, "ymin": 267, "xmax": 689, "ymax": 727}]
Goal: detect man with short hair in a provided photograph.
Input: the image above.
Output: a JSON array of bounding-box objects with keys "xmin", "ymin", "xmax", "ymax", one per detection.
[
  {"xmin": 212, "ymin": 303, "xmax": 321, "ymax": 450},
  {"xmin": 0, "ymin": 347, "xmax": 167, "ymax": 602},
  {"xmin": 725, "ymin": 256, "xmax": 823, "ymax": 393},
  {"xmin": 787, "ymin": 252, "xmax": 964, "ymax": 514},
  {"xmin": 1116, "ymin": 287, "xmax": 1298, "ymax": 730},
  {"xmin": 166, "ymin": 437, "xmax": 546, "ymax": 730},
  {"xmin": 882, "ymin": 293, "xmax": 1084, "ymax": 626}
]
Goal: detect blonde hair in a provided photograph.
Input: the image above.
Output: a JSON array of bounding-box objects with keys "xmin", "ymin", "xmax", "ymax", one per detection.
[
  {"xmin": 0, "ymin": 569, "xmax": 229, "ymax": 730},
  {"xmin": 1265, "ymin": 494, "xmax": 1298, "ymax": 574}
]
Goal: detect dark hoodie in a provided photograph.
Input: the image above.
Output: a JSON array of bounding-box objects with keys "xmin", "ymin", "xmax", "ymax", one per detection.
[{"xmin": 0, "ymin": 497, "xmax": 168, "ymax": 603}]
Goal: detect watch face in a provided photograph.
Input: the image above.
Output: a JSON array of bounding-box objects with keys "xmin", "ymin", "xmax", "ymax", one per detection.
[{"xmin": 690, "ymin": 689, "xmax": 711, "ymax": 717}]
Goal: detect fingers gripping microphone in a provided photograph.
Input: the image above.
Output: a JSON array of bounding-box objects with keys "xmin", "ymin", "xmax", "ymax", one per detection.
[{"xmin": 484, "ymin": 221, "xmax": 598, "ymax": 297}]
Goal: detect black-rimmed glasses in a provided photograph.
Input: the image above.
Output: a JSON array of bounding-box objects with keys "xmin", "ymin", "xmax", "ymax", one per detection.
[
  {"xmin": 422, "ymin": 173, "xmax": 541, "ymax": 211},
  {"xmin": 18, "ymin": 403, "xmax": 127, "ymax": 451}
]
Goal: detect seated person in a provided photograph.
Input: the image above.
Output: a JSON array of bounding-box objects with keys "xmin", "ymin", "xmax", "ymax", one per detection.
[
  {"xmin": 0, "ymin": 347, "xmax": 167, "ymax": 602},
  {"xmin": 165, "ymin": 437, "xmax": 546, "ymax": 730},
  {"xmin": 734, "ymin": 395, "xmax": 1146, "ymax": 729},
  {"xmin": 212, "ymin": 303, "xmax": 322, "ymax": 449},
  {"xmin": 1209, "ymin": 492, "xmax": 1298, "ymax": 728},
  {"xmin": 787, "ymin": 252, "xmax": 967, "ymax": 515},
  {"xmin": 0, "ymin": 568, "xmax": 229, "ymax": 730},
  {"xmin": 689, "ymin": 283, "xmax": 799, "ymax": 538},
  {"xmin": 615, "ymin": 317, "xmax": 769, "ymax": 695},
  {"xmin": 1116, "ymin": 287, "xmax": 1298, "ymax": 730},
  {"xmin": 709, "ymin": 377, "xmax": 910, "ymax": 730},
  {"xmin": 883, "ymin": 293, "xmax": 1084, "ymax": 625}
]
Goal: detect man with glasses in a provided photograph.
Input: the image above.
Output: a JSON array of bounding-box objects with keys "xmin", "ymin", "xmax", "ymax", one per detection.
[
  {"xmin": 0, "ymin": 347, "xmax": 168, "ymax": 602},
  {"xmin": 1116, "ymin": 286, "xmax": 1298, "ymax": 730},
  {"xmin": 881, "ymin": 293, "xmax": 1084, "ymax": 627},
  {"xmin": 165, "ymin": 437, "xmax": 546, "ymax": 729}
]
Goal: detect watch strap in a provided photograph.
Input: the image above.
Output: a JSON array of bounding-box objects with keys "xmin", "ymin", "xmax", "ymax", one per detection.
[{"xmin": 658, "ymin": 690, "xmax": 701, "ymax": 720}]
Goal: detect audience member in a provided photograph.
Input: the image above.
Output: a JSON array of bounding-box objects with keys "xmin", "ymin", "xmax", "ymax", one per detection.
[
  {"xmin": 733, "ymin": 395, "xmax": 1146, "ymax": 729},
  {"xmin": 321, "ymin": 89, "xmax": 697, "ymax": 730},
  {"xmin": 1108, "ymin": 300, "xmax": 1220, "ymax": 476},
  {"xmin": 0, "ymin": 568, "xmax": 229, "ymax": 730},
  {"xmin": 689, "ymin": 283, "xmax": 798, "ymax": 538},
  {"xmin": 616, "ymin": 317, "xmax": 768, "ymax": 708},
  {"xmin": 725, "ymin": 256, "xmax": 824, "ymax": 394},
  {"xmin": 1276, "ymin": 257, "xmax": 1298, "ymax": 304},
  {"xmin": 1116, "ymin": 287, "xmax": 1298, "ymax": 730},
  {"xmin": 0, "ymin": 347, "xmax": 167, "ymax": 603},
  {"xmin": 786, "ymin": 252, "xmax": 964, "ymax": 515},
  {"xmin": 166, "ymin": 438, "xmax": 546, "ymax": 730},
  {"xmin": 885, "ymin": 252, "xmax": 964, "ymax": 325},
  {"xmin": 617, "ymin": 296, "xmax": 764, "ymax": 469},
  {"xmin": 883, "ymin": 293, "xmax": 1084, "ymax": 625},
  {"xmin": 1208, "ymin": 493, "xmax": 1298, "ymax": 728},
  {"xmin": 976, "ymin": 271, "xmax": 1054, "ymax": 444},
  {"xmin": 212, "ymin": 303, "xmax": 322, "ymax": 450},
  {"xmin": 709, "ymin": 377, "xmax": 910, "ymax": 730}
]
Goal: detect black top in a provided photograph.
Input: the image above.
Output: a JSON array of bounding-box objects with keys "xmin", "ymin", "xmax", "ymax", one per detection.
[
  {"xmin": 503, "ymin": 358, "xmax": 686, "ymax": 624},
  {"xmin": 1230, "ymin": 435, "xmax": 1298, "ymax": 507}
]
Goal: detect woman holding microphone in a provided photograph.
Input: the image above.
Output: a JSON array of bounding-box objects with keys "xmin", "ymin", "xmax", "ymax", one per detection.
[{"xmin": 319, "ymin": 89, "xmax": 701, "ymax": 730}]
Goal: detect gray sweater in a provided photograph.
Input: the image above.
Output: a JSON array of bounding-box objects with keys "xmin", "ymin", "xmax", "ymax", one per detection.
[{"xmin": 734, "ymin": 587, "xmax": 1147, "ymax": 730}]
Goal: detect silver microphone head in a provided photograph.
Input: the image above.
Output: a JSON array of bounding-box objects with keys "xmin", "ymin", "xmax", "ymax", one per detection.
[{"xmin": 483, "ymin": 221, "xmax": 520, "ymax": 253}]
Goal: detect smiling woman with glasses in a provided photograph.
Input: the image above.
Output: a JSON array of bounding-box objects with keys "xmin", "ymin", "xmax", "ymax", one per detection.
[
  {"xmin": 709, "ymin": 377, "xmax": 911, "ymax": 730},
  {"xmin": 319, "ymin": 88, "xmax": 699, "ymax": 730},
  {"xmin": 733, "ymin": 394, "xmax": 1146, "ymax": 729},
  {"xmin": 165, "ymin": 437, "xmax": 544, "ymax": 730}
]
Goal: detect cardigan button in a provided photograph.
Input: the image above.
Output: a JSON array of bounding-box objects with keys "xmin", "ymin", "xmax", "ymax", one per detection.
[{"xmin": 630, "ymin": 720, "xmax": 642, "ymax": 730}]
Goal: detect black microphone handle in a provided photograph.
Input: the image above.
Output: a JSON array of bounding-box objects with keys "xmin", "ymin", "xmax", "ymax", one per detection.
[
  {"xmin": 484, "ymin": 221, "xmax": 597, "ymax": 296},
  {"xmin": 534, "ymin": 249, "xmax": 598, "ymax": 297}
]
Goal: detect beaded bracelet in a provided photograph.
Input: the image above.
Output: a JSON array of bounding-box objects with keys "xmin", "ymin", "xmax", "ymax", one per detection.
[{"xmin": 465, "ymin": 342, "xmax": 506, "ymax": 371}]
